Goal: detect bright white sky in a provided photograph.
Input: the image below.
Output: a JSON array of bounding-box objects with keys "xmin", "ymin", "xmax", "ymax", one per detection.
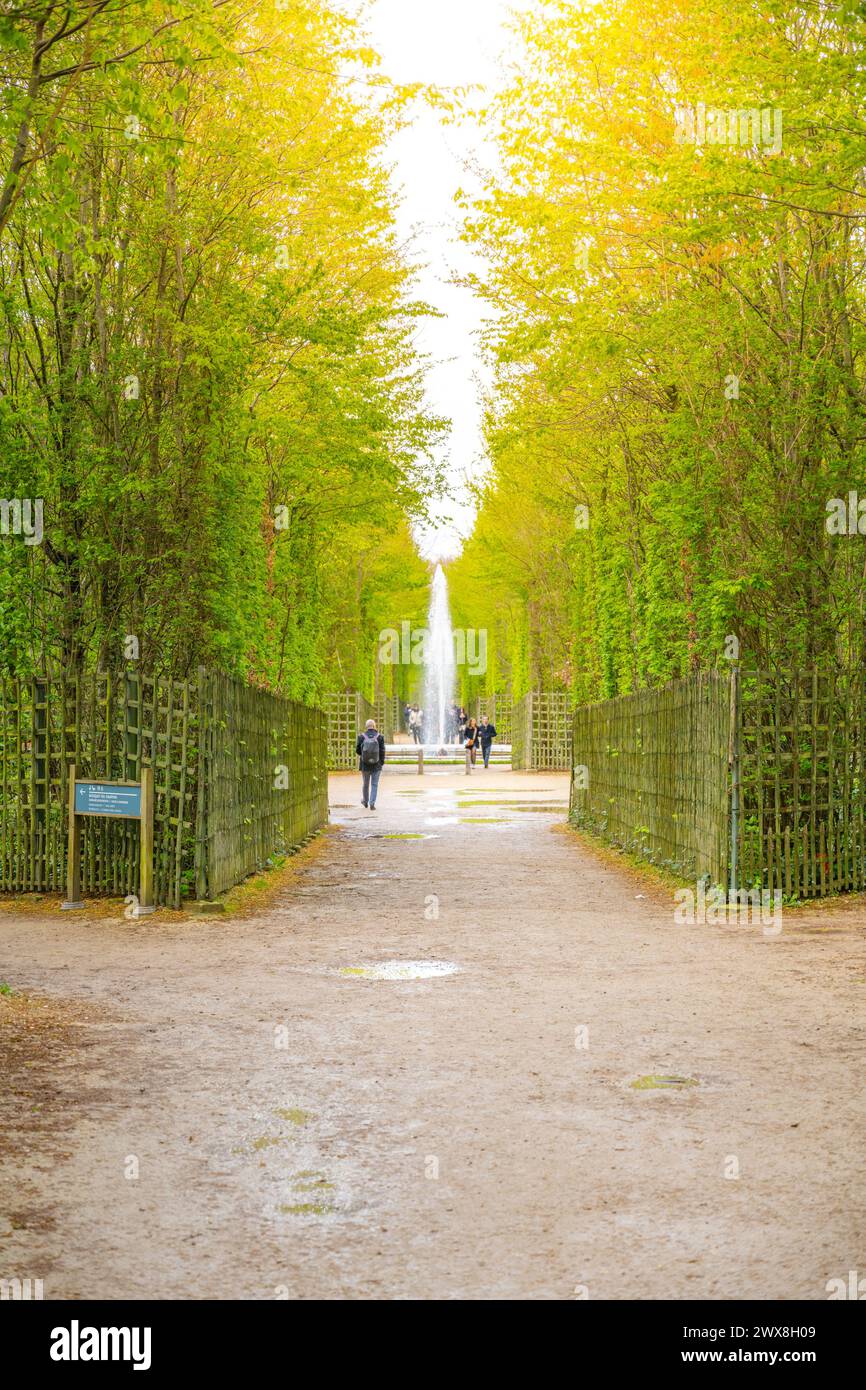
[{"xmin": 364, "ymin": 0, "xmax": 533, "ymax": 561}]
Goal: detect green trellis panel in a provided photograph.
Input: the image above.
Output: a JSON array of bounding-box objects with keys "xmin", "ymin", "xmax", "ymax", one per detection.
[
  {"xmin": 512, "ymin": 691, "xmax": 571, "ymax": 770},
  {"xmin": 325, "ymin": 691, "xmax": 374, "ymax": 770},
  {"xmin": 373, "ymin": 694, "xmax": 402, "ymax": 742},
  {"xmin": 197, "ymin": 671, "xmax": 328, "ymax": 900},
  {"xmin": 569, "ymin": 665, "xmax": 866, "ymax": 898},
  {"xmin": 737, "ymin": 667, "xmax": 866, "ymax": 900},
  {"xmin": 0, "ymin": 669, "xmax": 328, "ymax": 907},
  {"xmin": 473, "ymin": 693, "xmax": 513, "ymax": 743},
  {"xmin": 569, "ymin": 672, "xmax": 731, "ymax": 884}
]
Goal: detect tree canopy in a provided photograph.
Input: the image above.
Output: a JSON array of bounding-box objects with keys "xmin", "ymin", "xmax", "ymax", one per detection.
[
  {"xmin": 0, "ymin": 0, "xmax": 441, "ymax": 700},
  {"xmin": 452, "ymin": 0, "xmax": 866, "ymax": 700}
]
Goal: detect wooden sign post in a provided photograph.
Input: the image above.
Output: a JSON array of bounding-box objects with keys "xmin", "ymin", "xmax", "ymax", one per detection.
[{"xmin": 62, "ymin": 763, "xmax": 155, "ymax": 915}]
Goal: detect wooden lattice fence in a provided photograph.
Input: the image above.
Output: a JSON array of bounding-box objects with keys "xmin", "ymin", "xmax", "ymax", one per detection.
[
  {"xmin": 737, "ymin": 668, "xmax": 866, "ymax": 898},
  {"xmin": 511, "ymin": 691, "xmax": 571, "ymax": 770},
  {"xmin": 569, "ymin": 665, "xmax": 866, "ymax": 899},
  {"xmin": 373, "ymin": 694, "xmax": 403, "ymax": 742},
  {"xmin": 197, "ymin": 672, "xmax": 327, "ymax": 899},
  {"xmin": 473, "ymin": 693, "xmax": 513, "ymax": 743},
  {"xmin": 325, "ymin": 691, "xmax": 374, "ymax": 770},
  {"xmin": 569, "ymin": 673, "xmax": 731, "ymax": 883},
  {"xmin": 0, "ymin": 670, "xmax": 327, "ymax": 907}
]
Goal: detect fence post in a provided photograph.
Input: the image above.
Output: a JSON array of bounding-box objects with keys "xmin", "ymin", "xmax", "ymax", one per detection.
[
  {"xmin": 61, "ymin": 762, "xmax": 83, "ymax": 909},
  {"xmin": 124, "ymin": 670, "xmax": 141, "ymax": 781},
  {"xmin": 417, "ymin": 746, "xmax": 424, "ymax": 775},
  {"xmin": 32, "ymin": 675, "xmax": 47, "ymax": 890},
  {"xmin": 465, "ymin": 748, "xmax": 472, "ymax": 776},
  {"xmin": 195, "ymin": 667, "xmax": 209, "ymax": 901},
  {"xmin": 728, "ymin": 664, "xmax": 740, "ymax": 897},
  {"xmin": 139, "ymin": 765, "xmax": 155, "ymax": 913}
]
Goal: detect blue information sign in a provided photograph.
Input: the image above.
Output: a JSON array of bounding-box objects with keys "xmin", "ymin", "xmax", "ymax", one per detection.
[{"xmin": 74, "ymin": 781, "xmax": 142, "ymax": 819}]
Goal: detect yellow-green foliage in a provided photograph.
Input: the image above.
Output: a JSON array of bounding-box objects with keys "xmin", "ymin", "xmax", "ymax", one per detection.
[{"xmin": 456, "ymin": 0, "xmax": 866, "ymax": 698}]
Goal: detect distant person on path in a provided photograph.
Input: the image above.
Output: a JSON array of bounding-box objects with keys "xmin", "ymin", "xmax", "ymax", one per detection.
[
  {"xmin": 356, "ymin": 718, "xmax": 386, "ymax": 810},
  {"xmin": 448, "ymin": 702, "xmax": 460, "ymax": 742},
  {"xmin": 457, "ymin": 706, "xmax": 467, "ymax": 745},
  {"xmin": 479, "ymin": 715, "xmax": 497, "ymax": 768},
  {"xmin": 464, "ymin": 716, "xmax": 479, "ymax": 765},
  {"xmin": 408, "ymin": 705, "xmax": 422, "ymax": 744}
]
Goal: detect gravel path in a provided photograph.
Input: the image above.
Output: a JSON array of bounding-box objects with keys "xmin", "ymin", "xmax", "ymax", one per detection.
[{"xmin": 1, "ymin": 768, "xmax": 864, "ymax": 1300}]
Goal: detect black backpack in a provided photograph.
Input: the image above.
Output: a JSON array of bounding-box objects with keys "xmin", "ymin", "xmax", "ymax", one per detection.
[{"xmin": 361, "ymin": 731, "xmax": 380, "ymax": 766}]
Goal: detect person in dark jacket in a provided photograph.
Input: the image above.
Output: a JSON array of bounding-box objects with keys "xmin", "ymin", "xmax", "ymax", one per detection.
[
  {"xmin": 479, "ymin": 716, "xmax": 497, "ymax": 768},
  {"xmin": 457, "ymin": 706, "xmax": 467, "ymax": 745},
  {"xmin": 464, "ymin": 716, "xmax": 479, "ymax": 765},
  {"xmin": 448, "ymin": 702, "xmax": 460, "ymax": 743},
  {"xmin": 356, "ymin": 719, "xmax": 386, "ymax": 810}
]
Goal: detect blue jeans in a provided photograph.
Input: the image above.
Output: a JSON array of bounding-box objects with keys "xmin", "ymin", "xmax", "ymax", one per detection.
[
  {"xmin": 481, "ymin": 743, "xmax": 492, "ymax": 767},
  {"xmin": 362, "ymin": 765, "xmax": 382, "ymax": 806}
]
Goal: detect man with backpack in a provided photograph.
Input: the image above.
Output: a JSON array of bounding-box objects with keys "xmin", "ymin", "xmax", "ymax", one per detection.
[{"xmin": 356, "ymin": 718, "xmax": 386, "ymax": 810}]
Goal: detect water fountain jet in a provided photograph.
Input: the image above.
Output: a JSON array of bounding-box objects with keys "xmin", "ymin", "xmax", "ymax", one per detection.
[{"xmin": 422, "ymin": 563, "xmax": 456, "ymax": 750}]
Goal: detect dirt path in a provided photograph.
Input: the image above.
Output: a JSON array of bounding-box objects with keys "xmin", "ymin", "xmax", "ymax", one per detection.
[{"xmin": 1, "ymin": 768, "xmax": 865, "ymax": 1300}]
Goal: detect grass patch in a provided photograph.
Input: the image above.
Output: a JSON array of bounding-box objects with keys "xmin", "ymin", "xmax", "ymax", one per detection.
[{"xmin": 214, "ymin": 830, "xmax": 332, "ymax": 917}]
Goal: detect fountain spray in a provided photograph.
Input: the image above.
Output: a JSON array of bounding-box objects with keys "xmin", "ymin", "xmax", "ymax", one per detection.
[{"xmin": 422, "ymin": 563, "xmax": 456, "ymax": 747}]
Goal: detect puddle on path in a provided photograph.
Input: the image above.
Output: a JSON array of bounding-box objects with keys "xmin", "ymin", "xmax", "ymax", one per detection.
[
  {"xmin": 458, "ymin": 787, "xmax": 560, "ymax": 794},
  {"xmin": 279, "ymin": 1201, "xmax": 334, "ymax": 1216},
  {"xmin": 279, "ymin": 1168, "xmax": 337, "ymax": 1217},
  {"xmin": 291, "ymin": 1169, "xmax": 334, "ymax": 1191},
  {"xmin": 457, "ymin": 800, "xmax": 566, "ymax": 811},
  {"xmin": 273, "ymin": 1107, "xmax": 311, "ymax": 1126},
  {"xmin": 354, "ymin": 832, "xmax": 438, "ymax": 841},
  {"xmin": 294, "ymin": 882, "xmax": 369, "ymax": 893},
  {"xmin": 629, "ymin": 1074, "xmax": 699, "ymax": 1090},
  {"xmin": 338, "ymin": 960, "xmax": 460, "ymax": 981},
  {"xmin": 251, "ymin": 1135, "xmax": 282, "ymax": 1151},
  {"xmin": 234, "ymin": 1107, "xmax": 315, "ymax": 1155}
]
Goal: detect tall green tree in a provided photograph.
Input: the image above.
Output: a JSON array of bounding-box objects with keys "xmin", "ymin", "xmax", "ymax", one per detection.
[
  {"xmin": 0, "ymin": 0, "xmax": 443, "ymax": 698},
  {"xmin": 456, "ymin": 0, "xmax": 866, "ymax": 697}
]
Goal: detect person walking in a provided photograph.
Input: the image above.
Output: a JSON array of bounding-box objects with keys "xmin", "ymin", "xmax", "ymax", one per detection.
[
  {"xmin": 408, "ymin": 705, "xmax": 422, "ymax": 745},
  {"xmin": 478, "ymin": 715, "xmax": 497, "ymax": 768},
  {"xmin": 457, "ymin": 706, "xmax": 467, "ymax": 745},
  {"xmin": 449, "ymin": 702, "xmax": 460, "ymax": 743},
  {"xmin": 356, "ymin": 718, "xmax": 386, "ymax": 810},
  {"xmin": 464, "ymin": 716, "xmax": 479, "ymax": 766}
]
